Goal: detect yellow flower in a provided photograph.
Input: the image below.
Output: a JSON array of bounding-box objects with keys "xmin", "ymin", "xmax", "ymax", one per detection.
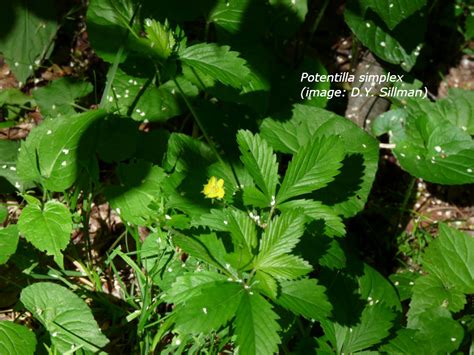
[{"xmin": 202, "ymin": 176, "xmax": 225, "ymax": 200}]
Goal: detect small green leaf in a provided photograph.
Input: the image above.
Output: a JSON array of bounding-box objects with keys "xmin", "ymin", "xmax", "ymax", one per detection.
[
  {"xmin": 235, "ymin": 292, "xmax": 281, "ymax": 355},
  {"xmin": 237, "ymin": 130, "xmax": 279, "ymax": 205},
  {"xmin": 0, "ymin": 321, "xmax": 36, "ymax": 355},
  {"xmin": 143, "ymin": 18, "xmax": 176, "ymax": 60},
  {"xmin": 18, "ymin": 201, "xmax": 72, "ymax": 268},
  {"xmin": 21, "ymin": 282, "xmax": 109, "ymax": 353},
  {"xmin": 0, "ymin": 225, "xmax": 19, "ymax": 265},
  {"xmin": 174, "ymin": 281, "xmax": 243, "ymax": 333},
  {"xmin": 277, "ymin": 135, "xmax": 344, "ymax": 203},
  {"xmin": 179, "ymin": 43, "xmax": 250, "ymax": 88},
  {"xmin": 276, "ymin": 279, "xmax": 332, "ymax": 321}
]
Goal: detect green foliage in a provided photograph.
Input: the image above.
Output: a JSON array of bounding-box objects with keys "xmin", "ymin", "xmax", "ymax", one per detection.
[
  {"xmin": 0, "ymin": 321, "xmax": 36, "ymax": 355},
  {"xmin": 373, "ymin": 89, "xmax": 474, "ymax": 184},
  {"xmin": 20, "ymin": 282, "xmax": 109, "ymax": 353},
  {"xmin": 0, "ymin": 225, "xmax": 19, "ymax": 265}
]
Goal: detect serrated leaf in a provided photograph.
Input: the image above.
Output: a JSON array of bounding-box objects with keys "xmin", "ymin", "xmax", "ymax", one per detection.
[
  {"xmin": 0, "ymin": 0, "xmax": 57, "ymax": 83},
  {"xmin": 20, "ymin": 282, "xmax": 109, "ymax": 353},
  {"xmin": 104, "ymin": 161, "xmax": 166, "ymax": 225},
  {"xmin": 322, "ymin": 303, "xmax": 396, "ymax": 353},
  {"xmin": 278, "ymin": 199, "xmax": 345, "ymax": 237},
  {"xmin": 0, "ymin": 140, "xmax": 28, "ymax": 192},
  {"xmin": 17, "ymin": 110, "xmax": 106, "ymax": 191},
  {"xmin": 253, "ymin": 271, "xmax": 278, "ymax": 299},
  {"xmin": 258, "ymin": 210, "xmax": 305, "ymax": 263},
  {"xmin": 277, "ymin": 135, "xmax": 344, "ymax": 203},
  {"xmin": 0, "ymin": 225, "xmax": 19, "ymax": 265},
  {"xmin": 257, "ymin": 254, "xmax": 312, "ymax": 280},
  {"xmin": 276, "ymin": 279, "xmax": 332, "ymax": 321},
  {"xmin": 179, "ymin": 43, "xmax": 250, "ymax": 88},
  {"xmin": 237, "ymin": 130, "xmax": 279, "ymax": 204},
  {"xmin": 174, "ymin": 281, "xmax": 243, "ymax": 333},
  {"xmin": 235, "ymin": 292, "xmax": 281, "ymax": 355},
  {"xmin": 32, "ymin": 78, "xmax": 93, "ymax": 117},
  {"xmin": 0, "ymin": 321, "xmax": 36, "ymax": 355},
  {"xmin": 172, "ymin": 233, "xmax": 227, "ymax": 270},
  {"xmin": 18, "ymin": 201, "xmax": 72, "ymax": 268}
]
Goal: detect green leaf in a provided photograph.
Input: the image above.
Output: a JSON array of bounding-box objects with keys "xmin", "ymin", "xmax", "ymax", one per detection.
[
  {"xmin": 235, "ymin": 292, "xmax": 281, "ymax": 355},
  {"xmin": 143, "ymin": 18, "xmax": 176, "ymax": 60},
  {"xmin": 0, "ymin": 205, "xmax": 7, "ymax": 223},
  {"xmin": 253, "ymin": 271, "xmax": 278, "ymax": 299},
  {"xmin": 0, "ymin": 140, "xmax": 26, "ymax": 191},
  {"xmin": 104, "ymin": 161, "xmax": 166, "ymax": 225},
  {"xmin": 359, "ymin": 0, "xmax": 427, "ymax": 30},
  {"xmin": 17, "ymin": 110, "xmax": 106, "ymax": 191},
  {"xmin": 277, "ymin": 135, "xmax": 344, "ymax": 203},
  {"xmin": 344, "ymin": 1, "xmax": 426, "ymax": 71},
  {"xmin": 32, "ymin": 78, "xmax": 93, "ymax": 117},
  {"xmin": 21, "ymin": 282, "xmax": 109, "ymax": 353},
  {"xmin": 257, "ymin": 254, "xmax": 312, "ymax": 280},
  {"xmin": 172, "ymin": 233, "xmax": 227, "ymax": 270},
  {"xmin": 422, "ymin": 224, "xmax": 474, "ymax": 293},
  {"xmin": 0, "ymin": 225, "xmax": 19, "ymax": 265},
  {"xmin": 179, "ymin": 43, "xmax": 250, "ymax": 88},
  {"xmin": 322, "ymin": 303, "xmax": 396, "ymax": 353},
  {"xmin": 174, "ymin": 281, "xmax": 243, "ymax": 333},
  {"xmin": 237, "ymin": 130, "xmax": 279, "ymax": 205},
  {"xmin": 0, "ymin": 321, "xmax": 36, "ymax": 355},
  {"xmin": 261, "ymin": 105, "xmax": 379, "ymax": 217},
  {"xmin": 165, "ymin": 271, "xmax": 228, "ymax": 304},
  {"xmin": 278, "ymin": 199, "xmax": 345, "ymax": 237},
  {"xmin": 276, "ymin": 279, "xmax": 332, "ymax": 321},
  {"xmin": 18, "ymin": 201, "xmax": 72, "ymax": 268},
  {"xmin": 385, "ymin": 90, "xmax": 474, "ymax": 184},
  {"xmin": 0, "ymin": 0, "xmax": 57, "ymax": 83}
]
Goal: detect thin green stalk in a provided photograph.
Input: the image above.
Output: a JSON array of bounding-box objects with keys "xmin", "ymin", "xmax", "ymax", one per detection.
[{"xmin": 308, "ymin": 0, "xmax": 330, "ymax": 44}]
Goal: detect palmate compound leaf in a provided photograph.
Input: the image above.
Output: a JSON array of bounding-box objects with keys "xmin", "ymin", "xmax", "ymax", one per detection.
[
  {"xmin": 18, "ymin": 201, "xmax": 72, "ymax": 268},
  {"xmin": 0, "ymin": 321, "xmax": 36, "ymax": 355},
  {"xmin": 235, "ymin": 292, "xmax": 281, "ymax": 355},
  {"xmin": 179, "ymin": 43, "xmax": 250, "ymax": 88},
  {"xmin": 276, "ymin": 135, "xmax": 345, "ymax": 204},
  {"xmin": 237, "ymin": 130, "xmax": 279, "ymax": 206},
  {"xmin": 276, "ymin": 279, "xmax": 332, "ymax": 321},
  {"xmin": 17, "ymin": 110, "xmax": 106, "ymax": 192},
  {"xmin": 0, "ymin": 225, "xmax": 19, "ymax": 265},
  {"xmin": 20, "ymin": 282, "xmax": 109, "ymax": 353}
]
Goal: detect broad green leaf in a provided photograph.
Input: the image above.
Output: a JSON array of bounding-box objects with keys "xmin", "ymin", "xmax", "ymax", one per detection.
[
  {"xmin": 235, "ymin": 292, "xmax": 281, "ymax": 355},
  {"xmin": 143, "ymin": 18, "xmax": 176, "ymax": 60},
  {"xmin": 422, "ymin": 224, "xmax": 474, "ymax": 293},
  {"xmin": 277, "ymin": 135, "xmax": 344, "ymax": 203},
  {"xmin": 276, "ymin": 279, "xmax": 332, "ymax": 321},
  {"xmin": 378, "ymin": 329, "xmax": 421, "ymax": 354},
  {"xmin": 172, "ymin": 233, "xmax": 227, "ymax": 270},
  {"xmin": 227, "ymin": 208, "xmax": 258, "ymax": 250},
  {"xmin": 253, "ymin": 271, "xmax": 278, "ymax": 299},
  {"xmin": 261, "ymin": 105, "xmax": 379, "ymax": 217},
  {"xmin": 237, "ymin": 130, "xmax": 279, "ymax": 205},
  {"xmin": 381, "ymin": 90, "xmax": 474, "ymax": 184},
  {"xmin": 344, "ymin": 1, "xmax": 426, "ymax": 71},
  {"xmin": 358, "ymin": 264, "xmax": 402, "ymax": 311},
  {"xmin": 0, "ymin": 321, "xmax": 36, "ymax": 355},
  {"xmin": 322, "ymin": 303, "xmax": 396, "ymax": 353},
  {"xmin": 21, "ymin": 282, "xmax": 109, "ymax": 353},
  {"xmin": 18, "ymin": 201, "xmax": 72, "ymax": 268},
  {"xmin": 165, "ymin": 271, "xmax": 228, "ymax": 304},
  {"xmin": 179, "ymin": 43, "xmax": 250, "ymax": 88},
  {"xmin": 17, "ymin": 110, "xmax": 106, "ymax": 191},
  {"xmin": 105, "ymin": 161, "xmax": 166, "ymax": 225},
  {"xmin": 0, "ymin": 225, "xmax": 19, "ymax": 265},
  {"xmin": 32, "ymin": 78, "xmax": 93, "ymax": 117},
  {"xmin": 174, "ymin": 281, "xmax": 243, "ymax": 333},
  {"xmin": 359, "ymin": 0, "xmax": 427, "ymax": 30},
  {"xmin": 389, "ymin": 271, "xmax": 419, "ymax": 301},
  {"xmin": 0, "ymin": 0, "xmax": 57, "ymax": 83}
]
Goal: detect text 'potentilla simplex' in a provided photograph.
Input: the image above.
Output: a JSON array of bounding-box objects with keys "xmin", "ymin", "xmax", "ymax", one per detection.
[{"xmin": 300, "ymin": 72, "xmax": 404, "ymax": 84}]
